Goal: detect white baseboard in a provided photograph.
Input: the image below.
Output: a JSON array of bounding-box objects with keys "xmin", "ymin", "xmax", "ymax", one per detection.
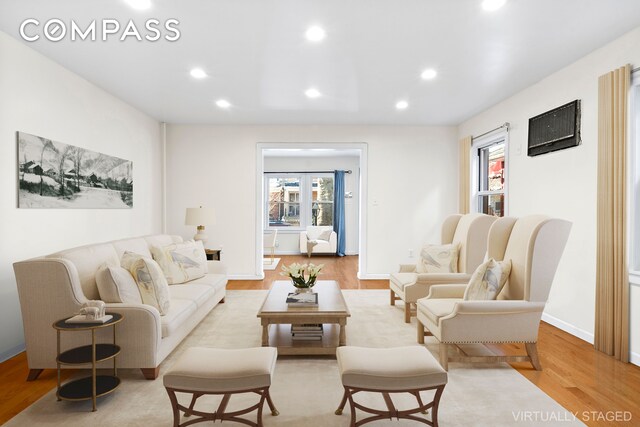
[
  {"xmin": 227, "ymin": 274, "xmax": 264, "ymax": 280},
  {"xmin": 0, "ymin": 343, "xmax": 25, "ymax": 363},
  {"xmin": 357, "ymin": 273, "xmax": 390, "ymax": 280},
  {"xmin": 631, "ymin": 352, "xmax": 640, "ymax": 367},
  {"xmin": 274, "ymin": 250, "xmax": 303, "ymax": 255},
  {"xmin": 541, "ymin": 312, "xmax": 594, "ymax": 344}
]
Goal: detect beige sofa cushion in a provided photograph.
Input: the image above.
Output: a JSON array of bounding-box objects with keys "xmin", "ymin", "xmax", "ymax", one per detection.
[
  {"xmin": 417, "ymin": 244, "xmax": 459, "ymax": 274},
  {"xmin": 337, "ymin": 346, "xmax": 447, "ymax": 391},
  {"xmin": 168, "ymin": 284, "xmax": 214, "ymax": 308},
  {"xmin": 96, "ymin": 265, "xmax": 142, "ymax": 304},
  {"xmin": 151, "ymin": 240, "xmax": 207, "ymax": 285},
  {"xmin": 163, "ymin": 347, "xmax": 277, "ymax": 392},
  {"xmin": 464, "ymin": 258, "xmax": 511, "ymax": 301},
  {"xmin": 185, "ymin": 273, "xmax": 227, "ymax": 292},
  {"xmin": 161, "ymin": 299, "xmax": 197, "ymax": 338},
  {"xmin": 122, "ymin": 252, "xmax": 171, "ymax": 315}
]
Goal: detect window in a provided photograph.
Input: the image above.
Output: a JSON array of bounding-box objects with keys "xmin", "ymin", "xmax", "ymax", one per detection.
[
  {"xmin": 311, "ymin": 176, "xmax": 334, "ymax": 226},
  {"xmin": 474, "ymin": 134, "xmax": 507, "ymax": 217},
  {"xmin": 266, "ymin": 174, "xmax": 334, "ymax": 229},
  {"xmin": 267, "ymin": 176, "xmax": 300, "ymax": 227}
]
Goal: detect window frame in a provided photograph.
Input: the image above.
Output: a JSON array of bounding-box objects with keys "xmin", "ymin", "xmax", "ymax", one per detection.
[
  {"xmin": 471, "ymin": 129, "xmax": 509, "ymax": 217},
  {"xmin": 264, "ymin": 172, "xmax": 335, "ymax": 231}
]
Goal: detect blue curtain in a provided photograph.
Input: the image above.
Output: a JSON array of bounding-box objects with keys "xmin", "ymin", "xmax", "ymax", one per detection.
[{"xmin": 333, "ymin": 170, "xmax": 346, "ymax": 256}]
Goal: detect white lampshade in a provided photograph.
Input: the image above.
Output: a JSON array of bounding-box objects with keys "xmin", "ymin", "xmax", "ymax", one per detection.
[{"xmin": 185, "ymin": 207, "xmax": 216, "ymax": 226}]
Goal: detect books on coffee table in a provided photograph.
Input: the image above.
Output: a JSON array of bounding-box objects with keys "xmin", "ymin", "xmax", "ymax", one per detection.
[
  {"xmin": 286, "ymin": 292, "xmax": 318, "ymax": 307},
  {"xmin": 291, "ymin": 323, "xmax": 323, "ymax": 340}
]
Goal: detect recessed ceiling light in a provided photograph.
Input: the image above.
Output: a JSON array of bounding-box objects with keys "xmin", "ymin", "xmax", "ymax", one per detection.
[
  {"xmin": 190, "ymin": 68, "xmax": 207, "ymax": 79},
  {"xmin": 482, "ymin": 0, "xmax": 506, "ymax": 11},
  {"xmin": 305, "ymin": 26, "xmax": 326, "ymax": 42},
  {"xmin": 395, "ymin": 100, "xmax": 409, "ymax": 110},
  {"xmin": 215, "ymin": 99, "xmax": 231, "ymax": 109},
  {"xmin": 305, "ymin": 88, "xmax": 322, "ymax": 99},
  {"xmin": 124, "ymin": 0, "xmax": 152, "ymax": 10},
  {"xmin": 421, "ymin": 68, "xmax": 437, "ymax": 80}
]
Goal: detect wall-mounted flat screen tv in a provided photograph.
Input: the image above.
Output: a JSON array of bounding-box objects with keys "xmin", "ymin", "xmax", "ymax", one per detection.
[{"xmin": 528, "ymin": 100, "xmax": 581, "ymax": 157}]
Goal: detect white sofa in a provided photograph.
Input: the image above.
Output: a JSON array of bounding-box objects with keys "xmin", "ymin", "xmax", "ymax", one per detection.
[
  {"xmin": 299, "ymin": 226, "xmax": 337, "ymax": 256},
  {"xmin": 13, "ymin": 234, "xmax": 227, "ymax": 380}
]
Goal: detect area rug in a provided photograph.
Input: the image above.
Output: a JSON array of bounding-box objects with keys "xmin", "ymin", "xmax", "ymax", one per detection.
[
  {"xmin": 5, "ymin": 290, "xmax": 584, "ymax": 426},
  {"xmin": 263, "ymin": 257, "xmax": 281, "ymax": 270}
]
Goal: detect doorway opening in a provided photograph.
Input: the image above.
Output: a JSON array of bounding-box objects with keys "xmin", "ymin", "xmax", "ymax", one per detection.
[{"xmin": 255, "ymin": 143, "xmax": 368, "ymax": 279}]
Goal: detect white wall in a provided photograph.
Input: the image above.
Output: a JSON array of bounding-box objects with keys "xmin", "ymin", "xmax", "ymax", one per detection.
[
  {"xmin": 0, "ymin": 32, "xmax": 162, "ymax": 361},
  {"xmin": 166, "ymin": 125, "xmax": 458, "ymax": 279},
  {"xmin": 459, "ymin": 27, "xmax": 640, "ymax": 360},
  {"xmin": 264, "ymin": 155, "xmax": 360, "ymax": 255}
]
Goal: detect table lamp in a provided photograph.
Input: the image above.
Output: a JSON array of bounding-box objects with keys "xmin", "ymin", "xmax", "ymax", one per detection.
[{"xmin": 185, "ymin": 206, "xmax": 216, "ymax": 246}]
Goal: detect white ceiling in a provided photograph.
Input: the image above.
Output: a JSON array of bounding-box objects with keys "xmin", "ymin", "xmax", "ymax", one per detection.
[{"xmin": 1, "ymin": 0, "xmax": 639, "ymax": 125}]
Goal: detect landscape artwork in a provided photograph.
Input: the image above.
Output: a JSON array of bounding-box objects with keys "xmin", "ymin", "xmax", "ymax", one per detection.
[{"xmin": 17, "ymin": 132, "xmax": 133, "ymax": 208}]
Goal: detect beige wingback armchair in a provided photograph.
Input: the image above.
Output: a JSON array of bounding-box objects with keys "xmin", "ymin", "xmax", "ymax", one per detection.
[
  {"xmin": 390, "ymin": 213, "xmax": 497, "ymax": 323},
  {"xmin": 416, "ymin": 215, "xmax": 571, "ymax": 371}
]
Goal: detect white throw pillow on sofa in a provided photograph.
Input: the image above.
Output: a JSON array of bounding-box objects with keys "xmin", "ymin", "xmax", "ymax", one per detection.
[
  {"xmin": 96, "ymin": 265, "xmax": 142, "ymax": 304},
  {"xmin": 150, "ymin": 240, "xmax": 207, "ymax": 285},
  {"xmin": 121, "ymin": 252, "xmax": 171, "ymax": 315}
]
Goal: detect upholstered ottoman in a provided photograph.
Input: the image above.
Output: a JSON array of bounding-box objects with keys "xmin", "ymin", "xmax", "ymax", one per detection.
[
  {"xmin": 335, "ymin": 346, "xmax": 447, "ymax": 427},
  {"xmin": 163, "ymin": 347, "xmax": 279, "ymax": 427}
]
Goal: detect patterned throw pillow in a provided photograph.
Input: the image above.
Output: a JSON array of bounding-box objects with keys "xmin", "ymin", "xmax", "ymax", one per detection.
[
  {"xmin": 416, "ymin": 244, "xmax": 459, "ymax": 273},
  {"xmin": 121, "ymin": 252, "xmax": 171, "ymax": 315},
  {"xmin": 96, "ymin": 265, "xmax": 142, "ymax": 304},
  {"xmin": 150, "ymin": 240, "xmax": 207, "ymax": 285},
  {"xmin": 463, "ymin": 258, "xmax": 512, "ymax": 300}
]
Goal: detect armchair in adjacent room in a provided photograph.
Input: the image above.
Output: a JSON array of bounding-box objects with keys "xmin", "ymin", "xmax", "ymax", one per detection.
[
  {"xmin": 299, "ymin": 226, "xmax": 337, "ymax": 257},
  {"xmin": 263, "ymin": 229, "xmax": 278, "ymax": 265},
  {"xmin": 416, "ymin": 215, "xmax": 571, "ymax": 370},
  {"xmin": 390, "ymin": 213, "xmax": 497, "ymax": 323}
]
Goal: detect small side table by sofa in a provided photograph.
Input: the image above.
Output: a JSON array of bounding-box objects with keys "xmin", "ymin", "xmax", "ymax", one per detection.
[
  {"xmin": 205, "ymin": 248, "xmax": 222, "ymax": 261},
  {"xmin": 53, "ymin": 312, "xmax": 123, "ymax": 411}
]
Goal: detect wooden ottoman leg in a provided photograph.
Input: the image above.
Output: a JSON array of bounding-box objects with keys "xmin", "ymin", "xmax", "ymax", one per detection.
[
  {"xmin": 390, "ymin": 289, "xmax": 396, "ymax": 306},
  {"xmin": 431, "ymin": 385, "xmax": 446, "ymax": 427},
  {"xmin": 335, "ymin": 388, "xmax": 349, "ymax": 415},
  {"xmin": 264, "ymin": 387, "xmax": 280, "ymax": 416},
  {"xmin": 165, "ymin": 388, "xmax": 181, "ymax": 427}
]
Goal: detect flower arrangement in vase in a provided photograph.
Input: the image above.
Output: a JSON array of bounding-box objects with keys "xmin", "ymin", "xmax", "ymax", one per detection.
[{"xmin": 280, "ymin": 263, "xmax": 324, "ymax": 292}]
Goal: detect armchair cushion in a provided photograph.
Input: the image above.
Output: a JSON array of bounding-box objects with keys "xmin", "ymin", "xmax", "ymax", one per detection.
[
  {"xmin": 416, "ymin": 244, "xmax": 459, "ymax": 274},
  {"xmin": 463, "ymin": 259, "xmax": 511, "ymax": 301}
]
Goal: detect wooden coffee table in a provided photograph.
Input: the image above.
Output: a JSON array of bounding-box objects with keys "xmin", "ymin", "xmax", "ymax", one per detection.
[{"xmin": 257, "ymin": 281, "xmax": 350, "ymax": 356}]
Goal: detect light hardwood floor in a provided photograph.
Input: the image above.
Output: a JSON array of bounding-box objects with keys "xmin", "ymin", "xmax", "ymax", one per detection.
[{"xmin": 1, "ymin": 254, "xmax": 638, "ymax": 426}]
